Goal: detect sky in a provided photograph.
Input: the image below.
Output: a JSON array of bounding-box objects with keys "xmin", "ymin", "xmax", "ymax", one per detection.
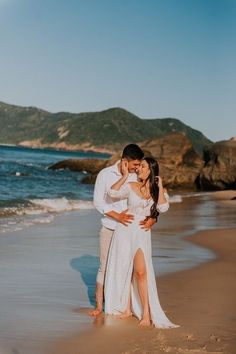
[{"xmin": 0, "ymin": 0, "xmax": 235, "ymax": 142}]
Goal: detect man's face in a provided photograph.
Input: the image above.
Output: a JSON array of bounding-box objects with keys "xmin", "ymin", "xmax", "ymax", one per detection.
[{"xmin": 126, "ymin": 159, "xmax": 141, "ymax": 173}]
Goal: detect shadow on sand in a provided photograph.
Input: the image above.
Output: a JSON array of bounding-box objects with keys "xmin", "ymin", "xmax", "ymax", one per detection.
[{"xmin": 70, "ymin": 255, "xmax": 99, "ymax": 307}]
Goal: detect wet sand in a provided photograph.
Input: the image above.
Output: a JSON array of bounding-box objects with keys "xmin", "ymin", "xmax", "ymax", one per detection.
[{"xmin": 48, "ymin": 227, "xmax": 236, "ymax": 354}]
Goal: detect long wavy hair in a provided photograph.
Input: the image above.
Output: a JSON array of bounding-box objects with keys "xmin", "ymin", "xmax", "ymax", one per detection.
[{"xmin": 143, "ymin": 157, "xmax": 160, "ymax": 220}]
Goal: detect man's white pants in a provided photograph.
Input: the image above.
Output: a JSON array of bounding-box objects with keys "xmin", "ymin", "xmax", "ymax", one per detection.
[{"xmin": 96, "ymin": 226, "xmax": 114, "ymax": 286}]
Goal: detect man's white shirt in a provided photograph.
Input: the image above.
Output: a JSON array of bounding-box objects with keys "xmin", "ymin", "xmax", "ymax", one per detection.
[{"xmin": 93, "ymin": 161, "xmax": 137, "ymax": 230}]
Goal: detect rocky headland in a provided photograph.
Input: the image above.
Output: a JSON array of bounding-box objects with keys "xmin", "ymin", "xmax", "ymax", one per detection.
[{"xmin": 49, "ymin": 133, "xmax": 236, "ymax": 191}]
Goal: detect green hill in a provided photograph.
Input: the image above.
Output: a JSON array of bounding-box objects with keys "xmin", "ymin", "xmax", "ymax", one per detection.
[{"xmin": 0, "ymin": 101, "xmax": 211, "ymax": 154}]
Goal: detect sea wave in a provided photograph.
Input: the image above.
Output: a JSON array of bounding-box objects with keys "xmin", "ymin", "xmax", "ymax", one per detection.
[
  {"xmin": 181, "ymin": 192, "xmax": 211, "ymax": 198},
  {"xmin": 0, "ymin": 197, "xmax": 94, "ymax": 234},
  {"xmin": 29, "ymin": 197, "xmax": 94, "ymax": 212},
  {"xmin": 0, "ymin": 194, "xmax": 181, "ymax": 220},
  {"xmin": 0, "ymin": 197, "xmax": 94, "ymax": 218},
  {"xmin": 169, "ymin": 195, "xmax": 182, "ymax": 203},
  {"xmin": 0, "ymin": 194, "xmax": 182, "ymax": 234}
]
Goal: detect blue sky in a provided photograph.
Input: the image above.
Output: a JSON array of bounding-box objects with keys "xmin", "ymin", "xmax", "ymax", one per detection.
[{"xmin": 0, "ymin": 0, "xmax": 235, "ymax": 142}]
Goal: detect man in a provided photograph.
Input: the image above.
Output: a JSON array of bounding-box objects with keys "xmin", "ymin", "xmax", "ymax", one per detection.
[{"xmin": 90, "ymin": 144, "xmax": 156, "ymax": 316}]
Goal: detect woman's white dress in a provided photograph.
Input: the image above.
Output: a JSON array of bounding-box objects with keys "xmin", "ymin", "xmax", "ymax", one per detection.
[{"xmin": 104, "ymin": 183, "xmax": 179, "ymax": 328}]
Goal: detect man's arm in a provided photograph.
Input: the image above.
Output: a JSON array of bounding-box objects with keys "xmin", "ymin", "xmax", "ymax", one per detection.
[
  {"xmin": 93, "ymin": 170, "xmax": 108, "ymax": 215},
  {"xmin": 93, "ymin": 171, "xmax": 133, "ymax": 226}
]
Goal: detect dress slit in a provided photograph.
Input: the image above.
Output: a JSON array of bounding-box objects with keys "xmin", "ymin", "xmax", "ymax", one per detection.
[{"xmin": 130, "ymin": 247, "xmax": 151, "ymax": 321}]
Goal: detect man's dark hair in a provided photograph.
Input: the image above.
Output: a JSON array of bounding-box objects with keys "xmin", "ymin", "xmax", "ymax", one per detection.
[{"xmin": 121, "ymin": 144, "xmax": 144, "ymax": 161}]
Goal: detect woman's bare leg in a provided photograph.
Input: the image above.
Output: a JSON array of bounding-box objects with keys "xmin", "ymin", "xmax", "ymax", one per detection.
[{"xmin": 133, "ymin": 249, "xmax": 151, "ymax": 326}]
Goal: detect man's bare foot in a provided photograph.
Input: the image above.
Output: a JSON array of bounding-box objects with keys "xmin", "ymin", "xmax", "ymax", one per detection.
[
  {"xmin": 89, "ymin": 307, "xmax": 102, "ymax": 317},
  {"xmin": 117, "ymin": 311, "xmax": 132, "ymax": 319},
  {"xmin": 139, "ymin": 317, "xmax": 151, "ymax": 326}
]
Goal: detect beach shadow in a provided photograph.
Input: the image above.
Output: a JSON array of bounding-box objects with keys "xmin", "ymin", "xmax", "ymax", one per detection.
[{"xmin": 70, "ymin": 255, "xmax": 99, "ymax": 306}]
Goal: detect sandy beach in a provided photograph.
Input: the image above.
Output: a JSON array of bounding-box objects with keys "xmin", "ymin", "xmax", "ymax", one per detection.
[
  {"xmin": 46, "ymin": 226, "xmax": 236, "ymax": 354},
  {"xmin": 47, "ymin": 191, "xmax": 236, "ymax": 354},
  {"xmin": 0, "ymin": 191, "xmax": 235, "ymax": 354}
]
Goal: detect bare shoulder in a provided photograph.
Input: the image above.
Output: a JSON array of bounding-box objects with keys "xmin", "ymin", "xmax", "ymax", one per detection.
[
  {"xmin": 129, "ymin": 181, "xmax": 140, "ymax": 190},
  {"xmin": 129, "ymin": 181, "xmax": 139, "ymax": 186},
  {"xmin": 163, "ymin": 188, "xmax": 168, "ymax": 193}
]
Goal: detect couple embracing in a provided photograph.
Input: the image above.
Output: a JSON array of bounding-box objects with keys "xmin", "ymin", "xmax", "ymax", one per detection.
[{"xmin": 89, "ymin": 144, "xmax": 178, "ymax": 328}]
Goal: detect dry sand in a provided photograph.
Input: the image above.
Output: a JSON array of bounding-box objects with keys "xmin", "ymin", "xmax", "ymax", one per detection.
[
  {"xmin": 47, "ymin": 226, "xmax": 236, "ymax": 354},
  {"xmin": 210, "ymin": 190, "xmax": 236, "ymax": 200}
]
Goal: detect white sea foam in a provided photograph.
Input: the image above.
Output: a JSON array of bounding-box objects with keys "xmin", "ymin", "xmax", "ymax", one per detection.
[
  {"xmin": 29, "ymin": 196, "xmax": 182, "ymax": 210},
  {"xmin": 169, "ymin": 195, "xmax": 182, "ymax": 203},
  {"xmin": 169, "ymin": 192, "xmax": 211, "ymax": 202},
  {"xmin": 29, "ymin": 197, "xmax": 94, "ymax": 212},
  {"xmin": 0, "ymin": 198, "xmax": 94, "ymax": 219},
  {"xmin": 182, "ymin": 192, "xmax": 211, "ymax": 198},
  {"xmin": 0, "ymin": 198, "xmax": 94, "ymax": 234},
  {"xmin": 0, "ymin": 215, "xmax": 55, "ymax": 234}
]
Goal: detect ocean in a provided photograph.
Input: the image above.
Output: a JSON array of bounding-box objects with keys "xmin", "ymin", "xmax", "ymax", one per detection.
[
  {"xmin": 1, "ymin": 144, "xmax": 235, "ymax": 237},
  {"xmin": 0, "ymin": 144, "xmax": 109, "ymax": 233}
]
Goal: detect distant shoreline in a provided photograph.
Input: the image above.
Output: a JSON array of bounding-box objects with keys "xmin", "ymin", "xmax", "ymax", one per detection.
[{"xmin": 0, "ymin": 143, "xmax": 112, "ymax": 157}]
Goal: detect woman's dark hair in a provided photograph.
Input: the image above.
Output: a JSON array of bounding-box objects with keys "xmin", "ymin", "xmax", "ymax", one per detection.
[
  {"xmin": 143, "ymin": 157, "xmax": 160, "ymax": 220},
  {"xmin": 122, "ymin": 144, "xmax": 144, "ymax": 161}
]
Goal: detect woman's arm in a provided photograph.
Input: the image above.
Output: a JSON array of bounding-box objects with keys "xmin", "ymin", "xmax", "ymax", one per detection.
[
  {"xmin": 155, "ymin": 176, "xmax": 169, "ymax": 213},
  {"xmin": 155, "ymin": 176, "xmax": 168, "ymax": 204},
  {"xmin": 110, "ymin": 159, "xmax": 129, "ymax": 191},
  {"xmin": 107, "ymin": 159, "xmax": 131, "ymax": 200}
]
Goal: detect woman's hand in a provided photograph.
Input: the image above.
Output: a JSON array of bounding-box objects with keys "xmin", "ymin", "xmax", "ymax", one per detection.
[
  {"xmin": 139, "ymin": 217, "xmax": 156, "ymax": 231},
  {"xmin": 121, "ymin": 159, "xmax": 129, "ymax": 178},
  {"xmin": 155, "ymin": 176, "xmax": 163, "ymax": 189}
]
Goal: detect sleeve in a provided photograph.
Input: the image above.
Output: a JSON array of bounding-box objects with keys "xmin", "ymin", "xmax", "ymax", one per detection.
[
  {"xmin": 156, "ymin": 192, "xmax": 169, "ymax": 213},
  {"xmin": 107, "ymin": 184, "xmax": 130, "ymax": 200},
  {"xmin": 93, "ymin": 170, "xmax": 108, "ymax": 214}
]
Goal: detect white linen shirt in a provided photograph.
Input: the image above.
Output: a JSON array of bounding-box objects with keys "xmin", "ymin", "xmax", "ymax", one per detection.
[{"xmin": 93, "ymin": 161, "xmax": 137, "ymax": 230}]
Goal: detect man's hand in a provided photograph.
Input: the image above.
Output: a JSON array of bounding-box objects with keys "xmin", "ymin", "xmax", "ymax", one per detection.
[
  {"xmin": 139, "ymin": 217, "xmax": 156, "ymax": 231},
  {"xmin": 105, "ymin": 209, "xmax": 134, "ymax": 226},
  {"xmin": 117, "ymin": 209, "xmax": 134, "ymax": 226}
]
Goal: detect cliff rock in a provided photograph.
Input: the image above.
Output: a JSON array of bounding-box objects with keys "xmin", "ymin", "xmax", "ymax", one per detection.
[
  {"xmin": 197, "ymin": 140, "xmax": 236, "ymax": 190},
  {"xmin": 140, "ymin": 132, "xmax": 204, "ymax": 189},
  {"xmin": 49, "ymin": 135, "xmax": 236, "ymax": 191},
  {"xmin": 48, "ymin": 159, "xmax": 107, "ymax": 175},
  {"xmin": 80, "ymin": 132, "xmax": 204, "ymax": 189}
]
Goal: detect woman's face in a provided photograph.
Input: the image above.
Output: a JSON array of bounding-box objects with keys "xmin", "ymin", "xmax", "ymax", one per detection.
[{"xmin": 137, "ymin": 160, "xmax": 150, "ymax": 180}]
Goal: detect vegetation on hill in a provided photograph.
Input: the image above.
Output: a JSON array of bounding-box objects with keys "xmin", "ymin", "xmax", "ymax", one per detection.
[{"xmin": 0, "ymin": 101, "xmax": 212, "ymax": 154}]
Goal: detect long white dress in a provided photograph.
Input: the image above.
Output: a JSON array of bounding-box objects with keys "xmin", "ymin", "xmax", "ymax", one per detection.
[{"xmin": 104, "ymin": 183, "xmax": 179, "ymax": 329}]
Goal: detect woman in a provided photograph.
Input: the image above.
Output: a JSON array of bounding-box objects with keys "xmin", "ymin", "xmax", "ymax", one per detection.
[{"xmin": 104, "ymin": 157, "xmax": 179, "ymax": 328}]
